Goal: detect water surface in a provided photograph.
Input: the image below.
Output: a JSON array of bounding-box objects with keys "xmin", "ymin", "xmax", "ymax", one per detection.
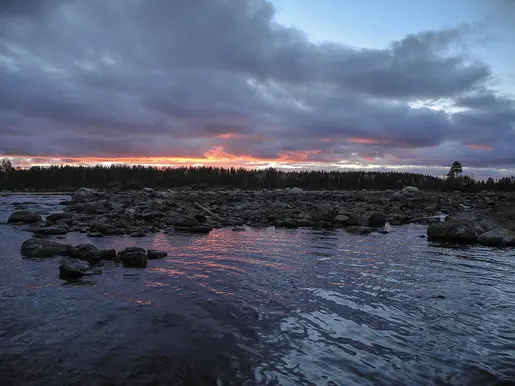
[{"xmin": 1, "ymin": 194, "xmax": 515, "ymax": 385}]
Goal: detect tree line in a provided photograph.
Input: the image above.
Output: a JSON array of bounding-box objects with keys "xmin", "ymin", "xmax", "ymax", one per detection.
[{"xmin": 1, "ymin": 159, "xmax": 514, "ymax": 192}]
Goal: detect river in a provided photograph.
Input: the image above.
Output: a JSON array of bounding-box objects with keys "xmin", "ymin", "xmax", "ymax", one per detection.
[{"xmin": 1, "ymin": 194, "xmax": 514, "ymax": 385}]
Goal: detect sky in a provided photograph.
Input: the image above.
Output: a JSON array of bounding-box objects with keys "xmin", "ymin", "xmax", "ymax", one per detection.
[{"xmin": 1, "ymin": 0, "xmax": 514, "ymax": 178}]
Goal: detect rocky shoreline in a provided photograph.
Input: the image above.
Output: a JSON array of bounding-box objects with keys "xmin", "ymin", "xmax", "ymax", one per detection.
[{"xmin": 6, "ymin": 187, "xmax": 515, "ymax": 273}]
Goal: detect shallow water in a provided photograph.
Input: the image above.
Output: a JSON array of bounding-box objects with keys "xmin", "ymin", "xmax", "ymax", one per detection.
[{"xmin": 1, "ymin": 194, "xmax": 515, "ymax": 385}]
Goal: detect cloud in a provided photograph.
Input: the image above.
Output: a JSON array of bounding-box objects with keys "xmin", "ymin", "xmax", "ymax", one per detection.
[{"xmin": 0, "ymin": 0, "xmax": 514, "ymax": 174}]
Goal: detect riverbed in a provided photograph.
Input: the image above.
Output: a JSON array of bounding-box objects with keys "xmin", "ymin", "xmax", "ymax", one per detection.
[{"xmin": 1, "ymin": 194, "xmax": 514, "ymax": 385}]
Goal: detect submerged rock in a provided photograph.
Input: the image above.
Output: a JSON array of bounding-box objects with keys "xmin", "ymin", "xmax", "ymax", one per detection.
[
  {"xmin": 427, "ymin": 219, "xmax": 484, "ymax": 244},
  {"xmin": 21, "ymin": 238, "xmax": 70, "ymax": 258},
  {"xmin": 119, "ymin": 247, "xmax": 148, "ymax": 268},
  {"xmin": 46, "ymin": 212, "xmax": 74, "ymax": 224},
  {"xmin": 147, "ymin": 249, "xmax": 167, "ymax": 259},
  {"xmin": 8, "ymin": 211, "xmax": 42, "ymax": 224},
  {"xmin": 35, "ymin": 225, "xmax": 69, "ymax": 235},
  {"xmin": 478, "ymin": 228, "xmax": 515, "ymax": 247}
]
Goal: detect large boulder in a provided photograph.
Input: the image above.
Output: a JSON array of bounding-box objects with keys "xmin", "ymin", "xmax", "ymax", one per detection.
[
  {"xmin": 71, "ymin": 244, "xmax": 101, "ymax": 262},
  {"xmin": 8, "ymin": 211, "xmax": 42, "ymax": 224},
  {"xmin": 478, "ymin": 228, "xmax": 515, "ymax": 247},
  {"xmin": 119, "ymin": 247, "xmax": 148, "ymax": 268},
  {"xmin": 302, "ymin": 203, "xmax": 336, "ymax": 223},
  {"xmin": 21, "ymin": 238, "xmax": 70, "ymax": 258},
  {"xmin": 368, "ymin": 212, "xmax": 386, "ymax": 228},
  {"xmin": 427, "ymin": 219, "xmax": 484, "ymax": 244}
]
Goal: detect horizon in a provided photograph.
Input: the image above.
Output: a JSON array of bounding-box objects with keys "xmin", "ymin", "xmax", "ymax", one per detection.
[{"xmin": 1, "ymin": 0, "xmax": 515, "ymax": 180}]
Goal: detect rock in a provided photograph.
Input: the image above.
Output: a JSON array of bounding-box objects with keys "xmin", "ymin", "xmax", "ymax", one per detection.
[
  {"xmin": 71, "ymin": 244, "xmax": 101, "ymax": 262},
  {"xmin": 100, "ymin": 249, "xmax": 117, "ymax": 260},
  {"xmin": 189, "ymin": 225, "xmax": 212, "ymax": 234},
  {"xmin": 143, "ymin": 187, "xmax": 155, "ymax": 193},
  {"xmin": 72, "ymin": 187, "xmax": 96, "ymax": 201},
  {"xmin": 147, "ymin": 249, "xmax": 168, "ymax": 259},
  {"xmin": 119, "ymin": 247, "xmax": 148, "ymax": 268},
  {"xmin": 427, "ymin": 219, "xmax": 484, "ymax": 244},
  {"xmin": 59, "ymin": 258, "xmax": 91, "ymax": 279},
  {"xmin": 302, "ymin": 203, "xmax": 336, "ymax": 222},
  {"xmin": 368, "ymin": 212, "xmax": 386, "ymax": 228},
  {"xmin": 175, "ymin": 217, "xmax": 201, "ymax": 228},
  {"xmin": 289, "ymin": 187, "xmax": 304, "ymax": 194},
  {"xmin": 130, "ymin": 231, "xmax": 146, "ymax": 238},
  {"xmin": 402, "ymin": 186, "xmax": 419, "ymax": 194},
  {"xmin": 21, "ymin": 238, "xmax": 70, "ymax": 258},
  {"xmin": 36, "ymin": 225, "xmax": 69, "ymax": 235},
  {"xmin": 8, "ymin": 211, "xmax": 42, "ymax": 224},
  {"xmin": 341, "ymin": 212, "xmax": 367, "ymax": 226},
  {"xmin": 333, "ymin": 214, "xmax": 350, "ymax": 226},
  {"xmin": 346, "ymin": 226, "xmax": 372, "ymax": 235},
  {"xmin": 478, "ymin": 228, "xmax": 515, "ymax": 247},
  {"xmin": 46, "ymin": 212, "xmax": 74, "ymax": 224},
  {"xmin": 87, "ymin": 232, "xmax": 104, "ymax": 238}
]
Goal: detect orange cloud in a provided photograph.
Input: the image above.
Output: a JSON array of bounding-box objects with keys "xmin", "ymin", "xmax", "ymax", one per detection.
[
  {"xmin": 466, "ymin": 144, "xmax": 493, "ymax": 151},
  {"xmin": 348, "ymin": 137, "xmax": 388, "ymax": 145},
  {"xmin": 320, "ymin": 138, "xmax": 333, "ymax": 143}
]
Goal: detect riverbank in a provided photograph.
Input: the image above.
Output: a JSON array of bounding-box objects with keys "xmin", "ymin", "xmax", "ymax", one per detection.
[{"xmin": 6, "ymin": 187, "xmax": 515, "ymax": 246}]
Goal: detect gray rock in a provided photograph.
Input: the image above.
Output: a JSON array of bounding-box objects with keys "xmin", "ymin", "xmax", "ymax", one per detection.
[
  {"xmin": 368, "ymin": 212, "xmax": 386, "ymax": 228},
  {"xmin": 21, "ymin": 238, "xmax": 70, "ymax": 258},
  {"xmin": 402, "ymin": 186, "xmax": 419, "ymax": 194},
  {"xmin": 189, "ymin": 225, "xmax": 212, "ymax": 234},
  {"xmin": 59, "ymin": 257, "xmax": 91, "ymax": 279},
  {"xmin": 289, "ymin": 187, "xmax": 304, "ymax": 194},
  {"xmin": 478, "ymin": 228, "xmax": 515, "ymax": 247},
  {"xmin": 333, "ymin": 214, "xmax": 350, "ymax": 226},
  {"xmin": 72, "ymin": 187, "xmax": 96, "ymax": 202},
  {"xmin": 147, "ymin": 249, "xmax": 168, "ymax": 259},
  {"xmin": 100, "ymin": 249, "xmax": 118, "ymax": 260},
  {"xmin": 8, "ymin": 211, "xmax": 42, "ymax": 224},
  {"xmin": 143, "ymin": 187, "xmax": 155, "ymax": 193},
  {"xmin": 36, "ymin": 225, "xmax": 69, "ymax": 235},
  {"xmin": 427, "ymin": 219, "xmax": 484, "ymax": 244},
  {"xmin": 346, "ymin": 226, "xmax": 372, "ymax": 235},
  {"xmin": 46, "ymin": 212, "xmax": 74, "ymax": 224},
  {"xmin": 71, "ymin": 244, "xmax": 101, "ymax": 262},
  {"xmin": 119, "ymin": 247, "xmax": 148, "ymax": 268}
]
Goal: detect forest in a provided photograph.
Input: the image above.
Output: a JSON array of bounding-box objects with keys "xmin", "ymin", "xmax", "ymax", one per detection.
[{"xmin": 1, "ymin": 159, "xmax": 515, "ymax": 192}]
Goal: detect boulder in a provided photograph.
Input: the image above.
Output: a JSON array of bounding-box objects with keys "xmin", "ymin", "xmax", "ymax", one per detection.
[
  {"xmin": 427, "ymin": 219, "xmax": 484, "ymax": 244},
  {"xmin": 59, "ymin": 258, "xmax": 92, "ymax": 279},
  {"xmin": 35, "ymin": 225, "xmax": 69, "ymax": 235},
  {"xmin": 289, "ymin": 187, "xmax": 304, "ymax": 194},
  {"xmin": 143, "ymin": 187, "xmax": 155, "ymax": 193},
  {"xmin": 402, "ymin": 186, "xmax": 419, "ymax": 194},
  {"xmin": 119, "ymin": 247, "xmax": 148, "ymax": 268},
  {"xmin": 100, "ymin": 249, "xmax": 118, "ymax": 260},
  {"xmin": 368, "ymin": 212, "xmax": 386, "ymax": 228},
  {"xmin": 332, "ymin": 214, "xmax": 350, "ymax": 226},
  {"xmin": 72, "ymin": 187, "xmax": 96, "ymax": 202},
  {"xmin": 478, "ymin": 228, "xmax": 515, "ymax": 247},
  {"xmin": 21, "ymin": 238, "xmax": 70, "ymax": 258},
  {"xmin": 189, "ymin": 225, "xmax": 212, "ymax": 234},
  {"xmin": 46, "ymin": 212, "xmax": 74, "ymax": 224},
  {"xmin": 71, "ymin": 243, "xmax": 101, "ymax": 262},
  {"xmin": 8, "ymin": 211, "xmax": 42, "ymax": 224},
  {"xmin": 302, "ymin": 203, "xmax": 336, "ymax": 223},
  {"xmin": 147, "ymin": 249, "xmax": 168, "ymax": 259},
  {"xmin": 346, "ymin": 226, "xmax": 372, "ymax": 235}
]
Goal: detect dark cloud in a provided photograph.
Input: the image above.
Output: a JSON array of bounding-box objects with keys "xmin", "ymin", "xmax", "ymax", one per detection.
[{"xmin": 0, "ymin": 0, "xmax": 514, "ymax": 171}]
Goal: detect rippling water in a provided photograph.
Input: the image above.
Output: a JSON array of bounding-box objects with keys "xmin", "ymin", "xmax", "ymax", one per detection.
[{"xmin": 1, "ymin": 194, "xmax": 515, "ymax": 385}]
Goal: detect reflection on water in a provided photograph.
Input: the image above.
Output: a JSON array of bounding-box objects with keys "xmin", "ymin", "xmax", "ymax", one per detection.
[{"xmin": 1, "ymin": 194, "xmax": 515, "ymax": 385}]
